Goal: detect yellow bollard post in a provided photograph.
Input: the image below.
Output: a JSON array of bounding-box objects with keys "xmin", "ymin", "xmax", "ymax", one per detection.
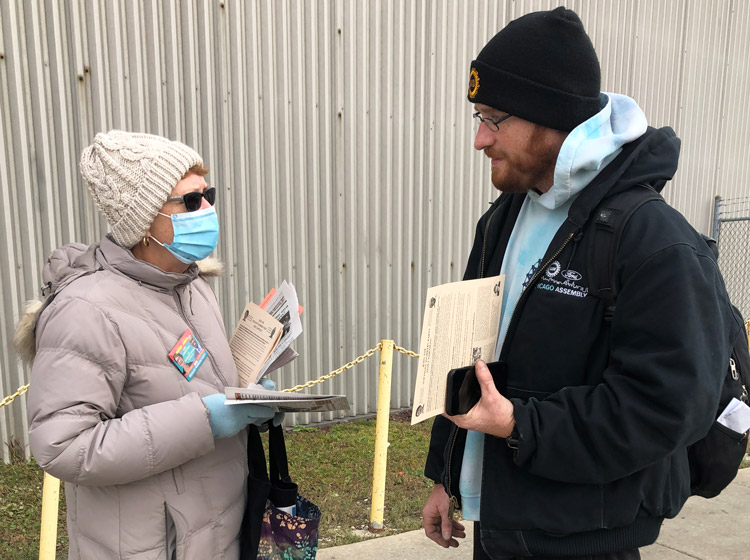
[
  {"xmin": 369, "ymin": 339, "xmax": 394, "ymax": 532},
  {"xmin": 39, "ymin": 472, "xmax": 60, "ymax": 560}
]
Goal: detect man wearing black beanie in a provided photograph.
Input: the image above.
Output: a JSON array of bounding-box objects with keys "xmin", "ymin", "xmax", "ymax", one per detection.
[{"xmin": 423, "ymin": 6, "xmax": 737, "ymax": 560}]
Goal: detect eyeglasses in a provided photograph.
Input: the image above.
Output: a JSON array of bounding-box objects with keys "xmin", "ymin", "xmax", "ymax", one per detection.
[
  {"xmin": 166, "ymin": 187, "xmax": 216, "ymax": 212},
  {"xmin": 473, "ymin": 111, "xmax": 513, "ymax": 132}
]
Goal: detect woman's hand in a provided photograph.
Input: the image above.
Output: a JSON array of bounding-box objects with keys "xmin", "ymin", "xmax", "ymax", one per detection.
[{"xmin": 201, "ymin": 394, "xmax": 274, "ymax": 438}]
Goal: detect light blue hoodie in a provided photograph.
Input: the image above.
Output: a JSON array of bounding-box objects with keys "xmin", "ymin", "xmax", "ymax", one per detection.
[{"xmin": 459, "ymin": 93, "xmax": 648, "ymax": 521}]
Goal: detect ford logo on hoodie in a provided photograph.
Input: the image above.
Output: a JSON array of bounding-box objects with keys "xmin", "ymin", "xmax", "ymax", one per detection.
[{"xmin": 562, "ymin": 270, "xmax": 582, "ymax": 281}]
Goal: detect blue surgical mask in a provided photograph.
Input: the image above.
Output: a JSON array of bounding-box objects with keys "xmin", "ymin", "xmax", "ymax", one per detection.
[{"xmin": 152, "ymin": 207, "xmax": 220, "ymax": 264}]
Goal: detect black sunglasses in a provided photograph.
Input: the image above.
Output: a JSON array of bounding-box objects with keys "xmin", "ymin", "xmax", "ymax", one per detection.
[{"xmin": 166, "ymin": 187, "xmax": 216, "ymax": 212}]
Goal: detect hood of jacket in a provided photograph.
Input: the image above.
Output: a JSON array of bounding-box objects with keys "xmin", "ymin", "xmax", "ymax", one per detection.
[
  {"xmin": 529, "ymin": 93, "xmax": 649, "ymax": 210},
  {"xmin": 566, "ymin": 122, "xmax": 681, "ymax": 229},
  {"xmin": 13, "ymin": 235, "xmax": 224, "ymax": 365}
]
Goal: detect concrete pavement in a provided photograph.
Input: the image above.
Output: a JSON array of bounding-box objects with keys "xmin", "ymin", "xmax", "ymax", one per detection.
[{"xmin": 317, "ymin": 467, "xmax": 750, "ymax": 560}]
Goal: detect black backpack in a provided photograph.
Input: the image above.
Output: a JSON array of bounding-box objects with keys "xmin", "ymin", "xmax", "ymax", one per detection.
[{"xmin": 589, "ymin": 184, "xmax": 750, "ymax": 498}]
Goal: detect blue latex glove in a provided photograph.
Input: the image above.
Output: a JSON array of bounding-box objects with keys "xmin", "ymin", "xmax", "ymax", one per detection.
[
  {"xmin": 259, "ymin": 378, "xmax": 286, "ymax": 428},
  {"xmin": 201, "ymin": 393, "xmax": 275, "ymax": 438}
]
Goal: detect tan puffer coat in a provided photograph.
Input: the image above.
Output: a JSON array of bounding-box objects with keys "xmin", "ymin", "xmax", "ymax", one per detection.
[{"xmin": 17, "ymin": 236, "xmax": 246, "ymax": 559}]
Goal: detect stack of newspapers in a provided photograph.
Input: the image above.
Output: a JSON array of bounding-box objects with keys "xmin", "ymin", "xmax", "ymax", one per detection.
[{"xmin": 225, "ymin": 281, "xmax": 349, "ymax": 413}]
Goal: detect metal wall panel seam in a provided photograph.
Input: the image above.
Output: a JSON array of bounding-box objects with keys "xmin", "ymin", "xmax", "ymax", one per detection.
[
  {"xmin": 162, "ymin": 1, "xmax": 181, "ymax": 139},
  {"xmin": 424, "ymin": 0, "xmax": 437, "ymax": 287},
  {"xmin": 217, "ymin": 0, "xmax": 239, "ymax": 338},
  {"xmin": 27, "ymin": 0, "xmax": 61, "ymax": 250},
  {"xmin": 316, "ymin": 0, "xmax": 337, "ymax": 423},
  {"xmin": 299, "ymin": 1, "xmax": 325, "ymax": 424},
  {"xmin": 292, "ymin": 10, "xmax": 310, "ymax": 405},
  {"xmin": 304, "ymin": 0, "xmax": 325, "ymax": 417},
  {"xmin": 444, "ymin": 0, "xmax": 459, "ymax": 285},
  {"xmin": 394, "ymin": 0, "xmax": 412, "ymax": 406},
  {"xmin": 124, "ymin": 1, "xmax": 145, "ymax": 132},
  {"xmin": 455, "ymin": 0, "xmax": 471, "ymax": 286},
  {"xmin": 333, "ymin": 0, "xmax": 348, "ymax": 417},
  {"xmin": 246, "ymin": 0, "xmax": 267, "ymax": 321},
  {"xmin": 205, "ymin": 0, "xmax": 227, "ymax": 318},
  {"xmin": 70, "ymin": 0, "xmax": 101, "ymax": 246},
  {"xmin": 436, "ymin": 0, "xmax": 450, "ymax": 285},
  {"xmin": 87, "ymin": 0, "xmax": 112, "ymax": 134},
  {"xmin": 357, "ymin": 0, "xmax": 369, "ymax": 413},
  {"xmin": 384, "ymin": 0, "xmax": 395, "ymax": 407},
  {"xmin": 219, "ymin": 0, "xmax": 241, "ymax": 322},
  {"xmin": 289, "ymin": 0, "xmax": 313, "ymax": 413},
  {"xmin": 181, "ymin": 1, "xmax": 200, "ymax": 147},
  {"xmin": 406, "ymin": 0, "xmax": 420, "ymax": 403},
  {"xmin": 709, "ymin": 0, "xmax": 737, "ymax": 232},
  {"xmin": 411, "ymin": 0, "xmax": 428, "ymax": 399},
  {"xmin": 351, "ymin": 2, "xmax": 367, "ymax": 416},
  {"xmin": 108, "ymin": 0, "xmax": 128, "ymax": 126},
  {"xmin": 49, "ymin": 1, "xmax": 79, "ymax": 245},
  {"xmin": 142, "ymin": 1, "xmax": 163, "ymax": 136}
]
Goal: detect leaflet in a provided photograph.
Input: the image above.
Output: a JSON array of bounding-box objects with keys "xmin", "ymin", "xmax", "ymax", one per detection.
[
  {"xmin": 229, "ymin": 302, "xmax": 283, "ymax": 387},
  {"xmin": 224, "ymin": 385, "xmax": 350, "ymax": 413},
  {"xmin": 411, "ymin": 275, "xmax": 504, "ymax": 425},
  {"xmin": 256, "ymin": 281, "xmax": 303, "ymax": 380}
]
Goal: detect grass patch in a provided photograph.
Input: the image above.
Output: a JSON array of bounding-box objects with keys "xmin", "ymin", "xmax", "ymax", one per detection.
[
  {"xmin": 0, "ymin": 412, "xmax": 434, "ymax": 557},
  {"xmin": 0, "ymin": 457, "xmax": 67, "ymax": 559},
  {"xmin": 286, "ymin": 411, "xmax": 435, "ymax": 547}
]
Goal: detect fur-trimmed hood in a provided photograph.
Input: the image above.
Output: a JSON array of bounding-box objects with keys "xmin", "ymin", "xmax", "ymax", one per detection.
[{"xmin": 13, "ymin": 236, "xmax": 224, "ymax": 365}]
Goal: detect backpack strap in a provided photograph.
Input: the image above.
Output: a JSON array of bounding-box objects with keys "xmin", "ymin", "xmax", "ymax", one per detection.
[{"xmin": 588, "ymin": 184, "xmax": 663, "ymax": 323}]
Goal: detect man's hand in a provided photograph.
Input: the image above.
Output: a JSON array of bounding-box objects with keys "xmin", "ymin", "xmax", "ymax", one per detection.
[
  {"xmin": 444, "ymin": 360, "xmax": 515, "ymax": 437},
  {"xmin": 422, "ymin": 483, "xmax": 466, "ymax": 548}
]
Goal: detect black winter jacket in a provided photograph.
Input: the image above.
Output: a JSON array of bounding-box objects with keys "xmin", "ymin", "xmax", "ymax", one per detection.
[{"xmin": 424, "ymin": 127, "xmax": 740, "ymax": 557}]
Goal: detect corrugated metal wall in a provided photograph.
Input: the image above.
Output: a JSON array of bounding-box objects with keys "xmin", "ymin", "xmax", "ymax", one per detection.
[{"xmin": 2, "ymin": 0, "xmax": 749, "ymax": 461}]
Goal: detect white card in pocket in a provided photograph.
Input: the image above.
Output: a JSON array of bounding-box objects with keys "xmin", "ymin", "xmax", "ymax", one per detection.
[{"xmin": 717, "ymin": 397, "xmax": 750, "ymax": 434}]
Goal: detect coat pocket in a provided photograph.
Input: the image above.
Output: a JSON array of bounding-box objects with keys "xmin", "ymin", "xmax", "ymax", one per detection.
[
  {"xmin": 688, "ymin": 420, "xmax": 748, "ymax": 498},
  {"xmin": 171, "ymin": 466, "xmax": 185, "ymax": 495}
]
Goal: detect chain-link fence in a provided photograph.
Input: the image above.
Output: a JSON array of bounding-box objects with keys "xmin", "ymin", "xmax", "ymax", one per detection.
[{"xmin": 713, "ymin": 196, "xmax": 750, "ymax": 320}]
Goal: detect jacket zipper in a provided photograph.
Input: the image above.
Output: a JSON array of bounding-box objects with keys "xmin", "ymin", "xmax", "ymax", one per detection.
[
  {"xmin": 174, "ymin": 288, "xmax": 229, "ymax": 387},
  {"xmin": 443, "ymin": 200, "xmax": 502, "ymax": 509},
  {"xmin": 443, "ymin": 230, "xmax": 577, "ymax": 508},
  {"xmin": 480, "ymin": 204, "xmax": 503, "ymax": 278},
  {"xmin": 444, "ymin": 424, "xmax": 461, "ymax": 512}
]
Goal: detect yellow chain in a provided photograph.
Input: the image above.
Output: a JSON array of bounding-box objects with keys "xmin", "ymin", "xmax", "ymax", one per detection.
[
  {"xmin": 0, "ymin": 384, "xmax": 29, "ymax": 408},
  {"xmin": 0, "ymin": 342, "xmax": 421, "ymax": 401},
  {"xmin": 283, "ymin": 342, "xmax": 383, "ymax": 393},
  {"xmin": 394, "ymin": 344, "xmax": 420, "ymax": 359},
  {"xmin": 283, "ymin": 341, "xmax": 419, "ymax": 393}
]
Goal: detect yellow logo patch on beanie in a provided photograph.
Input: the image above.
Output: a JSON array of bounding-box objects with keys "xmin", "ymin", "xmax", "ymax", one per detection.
[{"xmin": 468, "ymin": 67, "xmax": 480, "ymax": 98}]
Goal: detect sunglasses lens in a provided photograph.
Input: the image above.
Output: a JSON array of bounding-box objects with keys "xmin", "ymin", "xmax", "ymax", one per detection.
[
  {"xmin": 204, "ymin": 188, "xmax": 216, "ymax": 206},
  {"xmin": 183, "ymin": 192, "xmax": 203, "ymax": 212}
]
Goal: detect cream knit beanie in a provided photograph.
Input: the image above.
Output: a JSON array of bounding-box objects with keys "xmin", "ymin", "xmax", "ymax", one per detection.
[{"xmin": 79, "ymin": 130, "xmax": 203, "ymax": 248}]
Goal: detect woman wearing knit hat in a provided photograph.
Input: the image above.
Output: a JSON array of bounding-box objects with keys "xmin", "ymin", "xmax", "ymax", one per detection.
[{"xmin": 15, "ymin": 130, "xmax": 278, "ymax": 559}]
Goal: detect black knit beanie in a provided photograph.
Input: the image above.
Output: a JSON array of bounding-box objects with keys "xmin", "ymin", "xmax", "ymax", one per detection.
[{"xmin": 467, "ymin": 7, "xmax": 601, "ymax": 131}]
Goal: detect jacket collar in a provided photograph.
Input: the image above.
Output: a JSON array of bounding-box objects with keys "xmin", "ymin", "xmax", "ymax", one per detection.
[{"xmin": 96, "ymin": 236, "xmax": 200, "ymax": 291}]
